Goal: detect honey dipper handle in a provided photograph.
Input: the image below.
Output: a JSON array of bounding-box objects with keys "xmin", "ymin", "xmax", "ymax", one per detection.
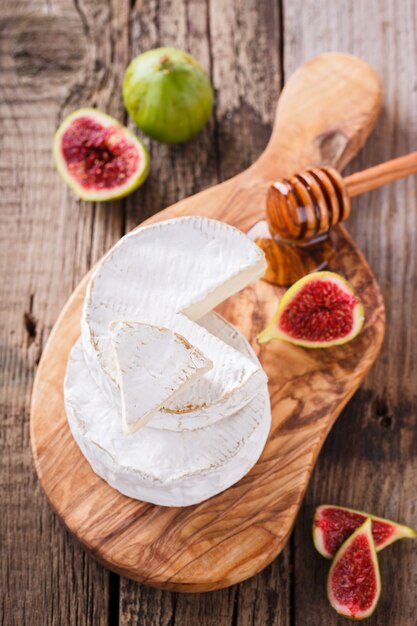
[{"xmin": 344, "ymin": 151, "xmax": 417, "ymax": 197}]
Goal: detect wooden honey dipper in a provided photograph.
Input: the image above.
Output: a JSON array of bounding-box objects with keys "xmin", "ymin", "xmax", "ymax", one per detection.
[{"xmin": 266, "ymin": 151, "xmax": 417, "ymax": 244}]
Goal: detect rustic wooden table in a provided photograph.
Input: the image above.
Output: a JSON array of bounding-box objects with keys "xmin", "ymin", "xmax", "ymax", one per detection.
[{"xmin": 2, "ymin": 1, "xmax": 416, "ymax": 624}]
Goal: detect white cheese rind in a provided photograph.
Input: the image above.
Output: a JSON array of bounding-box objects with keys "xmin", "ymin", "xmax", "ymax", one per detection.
[
  {"xmin": 84, "ymin": 216, "xmax": 266, "ymax": 342},
  {"xmin": 149, "ymin": 313, "xmax": 265, "ymax": 431},
  {"xmin": 65, "ymin": 216, "xmax": 271, "ymax": 506},
  {"xmin": 109, "ymin": 321, "xmax": 213, "ymax": 434},
  {"xmin": 65, "ymin": 313, "xmax": 271, "ymax": 507},
  {"xmin": 81, "ymin": 216, "xmax": 267, "ymax": 424},
  {"xmin": 87, "ymin": 310, "xmax": 266, "ymax": 431}
]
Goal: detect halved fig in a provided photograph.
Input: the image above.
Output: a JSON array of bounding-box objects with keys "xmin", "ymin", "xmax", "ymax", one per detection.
[
  {"xmin": 314, "ymin": 504, "xmax": 416, "ymax": 558},
  {"xmin": 327, "ymin": 518, "xmax": 381, "ymax": 620},
  {"xmin": 53, "ymin": 108, "xmax": 150, "ymax": 201},
  {"xmin": 257, "ymin": 271, "xmax": 364, "ymax": 348}
]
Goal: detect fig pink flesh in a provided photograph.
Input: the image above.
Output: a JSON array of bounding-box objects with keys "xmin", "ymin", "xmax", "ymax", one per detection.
[
  {"xmin": 61, "ymin": 117, "xmax": 140, "ymax": 191},
  {"xmin": 278, "ymin": 279, "xmax": 359, "ymax": 342},
  {"xmin": 315, "ymin": 507, "xmax": 396, "ymax": 556},
  {"xmin": 330, "ymin": 532, "xmax": 378, "ymax": 615}
]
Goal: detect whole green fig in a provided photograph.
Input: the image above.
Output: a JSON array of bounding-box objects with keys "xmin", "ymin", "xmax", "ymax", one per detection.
[{"xmin": 123, "ymin": 47, "xmax": 214, "ymax": 144}]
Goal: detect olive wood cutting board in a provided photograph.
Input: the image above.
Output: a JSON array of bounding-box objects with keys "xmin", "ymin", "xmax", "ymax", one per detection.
[{"xmin": 30, "ymin": 52, "xmax": 385, "ymax": 592}]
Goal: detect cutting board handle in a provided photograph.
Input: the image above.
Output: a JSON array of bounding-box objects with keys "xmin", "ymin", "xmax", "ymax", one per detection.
[{"xmin": 252, "ymin": 53, "xmax": 382, "ymax": 180}]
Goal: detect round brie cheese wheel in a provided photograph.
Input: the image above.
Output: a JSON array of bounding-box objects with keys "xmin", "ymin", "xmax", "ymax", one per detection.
[{"xmin": 65, "ymin": 313, "xmax": 271, "ymax": 507}]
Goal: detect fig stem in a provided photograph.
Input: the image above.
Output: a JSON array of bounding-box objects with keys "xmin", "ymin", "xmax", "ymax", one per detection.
[{"xmin": 159, "ymin": 55, "xmax": 172, "ymax": 71}]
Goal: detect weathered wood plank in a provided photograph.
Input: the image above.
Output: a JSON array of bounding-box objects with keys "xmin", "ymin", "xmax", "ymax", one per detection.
[
  {"xmin": 120, "ymin": 0, "xmax": 285, "ymax": 624},
  {"xmin": 125, "ymin": 0, "xmax": 218, "ymax": 230},
  {"xmin": 6, "ymin": 0, "xmax": 414, "ymax": 624},
  {"xmin": 0, "ymin": 0, "xmax": 131, "ymax": 624},
  {"xmin": 283, "ymin": 1, "xmax": 417, "ymax": 624}
]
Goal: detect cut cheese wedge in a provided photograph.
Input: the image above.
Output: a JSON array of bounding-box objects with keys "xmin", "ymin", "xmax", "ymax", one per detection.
[
  {"xmin": 149, "ymin": 313, "xmax": 266, "ymax": 431},
  {"xmin": 109, "ymin": 320, "xmax": 212, "ymax": 434}
]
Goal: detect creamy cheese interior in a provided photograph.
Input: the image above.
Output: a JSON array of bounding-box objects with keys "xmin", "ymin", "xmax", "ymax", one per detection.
[{"xmin": 183, "ymin": 258, "xmax": 266, "ymax": 321}]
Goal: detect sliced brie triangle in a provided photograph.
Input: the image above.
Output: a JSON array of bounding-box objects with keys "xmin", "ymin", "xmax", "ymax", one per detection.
[
  {"xmin": 149, "ymin": 312, "xmax": 266, "ymax": 431},
  {"xmin": 109, "ymin": 320, "xmax": 212, "ymax": 434}
]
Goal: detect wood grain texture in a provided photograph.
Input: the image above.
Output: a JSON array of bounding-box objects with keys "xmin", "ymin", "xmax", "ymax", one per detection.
[
  {"xmin": 3, "ymin": 0, "xmax": 416, "ymax": 623},
  {"xmin": 121, "ymin": 0, "xmax": 286, "ymax": 620},
  {"xmin": 0, "ymin": 0, "xmax": 128, "ymax": 624},
  {"xmin": 30, "ymin": 52, "xmax": 385, "ymax": 592},
  {"xmin": 284, "ymin": 1, "xmax": 417, "ymax": 624}
]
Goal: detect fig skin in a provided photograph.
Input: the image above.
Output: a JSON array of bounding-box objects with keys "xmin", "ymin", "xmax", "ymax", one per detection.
[
  {"xmin": 53, "ymin": 108, "xmax": 150, "ymax": 202},
  {"xmin": 313, "ymin": 504, "xmax": 417, "ymax": 559},
  {"xmin": 257, "ymin": 271, "xmax": 365, "ymax": 348},
  {"xmin": 123, "ymin": 47, "xmax": 214, "ymax": 144}
]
